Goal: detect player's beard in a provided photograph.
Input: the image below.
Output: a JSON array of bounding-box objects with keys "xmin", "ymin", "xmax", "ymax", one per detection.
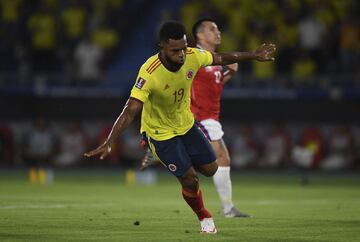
[
  {"xmin": 168, "ymin": 58, "xmax": 184, "ymax": 71},
  {"xmin": 160, "ymin": 52, "xmax": 185, "ymax": 72}
]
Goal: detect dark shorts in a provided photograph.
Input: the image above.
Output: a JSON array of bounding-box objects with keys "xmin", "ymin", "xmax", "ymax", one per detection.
[{"xmin": 147, "ymin": 124, "xmax": 216, "ymax": 177}]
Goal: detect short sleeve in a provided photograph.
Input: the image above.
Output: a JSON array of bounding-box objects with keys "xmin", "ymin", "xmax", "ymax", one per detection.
[
  {"xmin": 193, "ymin": 48, "xmax": 213, "ymax": 67},
  {"xmin": 130, "ymin": 67, "xmax": 152, "ymax": 103}
]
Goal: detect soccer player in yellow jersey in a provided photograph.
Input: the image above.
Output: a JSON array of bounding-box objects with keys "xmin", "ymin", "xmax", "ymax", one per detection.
[{"xmin": 85, "ymin": 21, "xmax": 276, "ymax": 234}]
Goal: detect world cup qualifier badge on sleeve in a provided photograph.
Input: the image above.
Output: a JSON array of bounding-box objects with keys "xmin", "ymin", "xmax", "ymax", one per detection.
[{"xmin": 135, "ymin": 77, "xmax": 147, "ymax": 89}]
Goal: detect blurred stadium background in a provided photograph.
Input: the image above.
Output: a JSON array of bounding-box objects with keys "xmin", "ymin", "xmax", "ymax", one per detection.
[
  {"xmin": 0, "ymin": 0, "xmax": 359, "ymax": 173},
  {"xmin": 1, "ymin": 0, "xmax": 360, "ymax": 241}
]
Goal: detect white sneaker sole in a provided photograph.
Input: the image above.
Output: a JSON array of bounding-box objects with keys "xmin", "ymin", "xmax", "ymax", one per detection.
[{"xmin": 200, "ymin": 228, "xmax": 217, "ymax": 234}]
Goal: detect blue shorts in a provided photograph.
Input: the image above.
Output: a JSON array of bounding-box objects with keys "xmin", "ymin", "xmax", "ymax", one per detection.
[{"xmin": 147, "ymin": 124, "xmax": 216, "ymax": 177}]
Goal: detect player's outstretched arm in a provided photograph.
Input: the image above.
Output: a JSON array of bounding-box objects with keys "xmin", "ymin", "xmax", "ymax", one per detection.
[
  {"xmin": 84, "ymin": 97, "xmax": 143, "ymax": 160},
  {"xmin": 212, "ymin": 43, "xmax": 276, "ymax": 66}
]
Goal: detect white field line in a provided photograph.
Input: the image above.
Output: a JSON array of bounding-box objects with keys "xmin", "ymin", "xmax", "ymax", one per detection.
[
  {"xmin": 1, "ymin": 199, "xmax": 359, "ymax": 210},
  {"xmin": 0, "ymin": 203, "xmax": 115, "ymax": 210}
]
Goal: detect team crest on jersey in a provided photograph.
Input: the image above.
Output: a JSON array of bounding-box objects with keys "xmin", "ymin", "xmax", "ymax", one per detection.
[
  {"xmin": 135, "ymin": 77, "xmax": 146, "ymax": 89},
  {"xmin": 186, "ymin": 69, "xmax": 195, "ymax": 80},
  {"xmin": 168, "ymin": 164, "xmax": 177, "ymax": 172}
]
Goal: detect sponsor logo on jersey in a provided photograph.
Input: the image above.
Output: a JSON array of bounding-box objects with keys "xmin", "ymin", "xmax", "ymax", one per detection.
[
  {"xmin": 186, "ymin": 69, "xmax": 194, "ymax": 80},
  {"xmin": 164, "ymin": 84, "xmax": 170, "ymax": 90},
  {"xmin": 168, "ymin": 164, "xmax": 177, "ymax": 172},
  {"xmin": 135, "ymin": 77, "xmax": 146, "ymax": 89}
]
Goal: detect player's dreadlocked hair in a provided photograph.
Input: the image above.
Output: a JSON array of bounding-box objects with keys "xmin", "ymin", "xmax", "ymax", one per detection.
[
  {"xmin": 159, "ymin": 21, "xmax": 186, "ymax": 43},
  {"xmin": 192, "ymin": 18, "xmax": 215, "ymax": 42}
]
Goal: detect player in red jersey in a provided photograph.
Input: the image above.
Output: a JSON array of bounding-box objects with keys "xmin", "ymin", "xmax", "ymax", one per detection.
[
  {"xmin": 141, "ymin": 18, "xmax": 256, "ymax": 218},
  {"xmin": 190, "ymin": 18, "xmax": 251, "ymax": 218}
]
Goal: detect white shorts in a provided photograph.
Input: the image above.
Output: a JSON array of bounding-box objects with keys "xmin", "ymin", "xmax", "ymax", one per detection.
[{"xmin": 197, "ymin": 119, "xmax": 224, "ymax": 141}]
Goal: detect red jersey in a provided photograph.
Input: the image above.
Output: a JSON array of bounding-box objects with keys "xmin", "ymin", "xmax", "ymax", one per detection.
[{"xmin": 191, "ymin": 65, "xmax": 229, "ymax": 121}]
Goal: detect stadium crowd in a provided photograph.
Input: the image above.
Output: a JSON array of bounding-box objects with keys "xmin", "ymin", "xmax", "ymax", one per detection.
[
  {"xmin": 0, "ymin": 0, "xmax": 359, "ymax": 88},
  {"xmin": 0, "ymin": 0, "xmax": 147, "ymax": 85},
  {"xmin": 0, "ymin": 119, "xmax": 359, "ymax": 171},
  {"xmin": 178, "ymin": 0, "xmax": 360, "ymax": 88}
]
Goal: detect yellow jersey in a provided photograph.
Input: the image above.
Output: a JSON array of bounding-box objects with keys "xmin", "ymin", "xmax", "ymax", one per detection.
[{"xmin": 130, "ymin": 47, "xmax": 213, "ymax": 141}]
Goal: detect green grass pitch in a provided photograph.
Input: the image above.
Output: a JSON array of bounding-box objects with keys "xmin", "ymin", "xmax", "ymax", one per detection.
[{"xmin": 0, "ymin": 169, "xmax": 359, "ymax": 241}]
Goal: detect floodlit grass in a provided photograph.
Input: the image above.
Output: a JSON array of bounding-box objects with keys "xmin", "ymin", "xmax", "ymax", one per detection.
[{"xmin": 0, "ymin": 169, "xmax": 359, "ymax": 241}]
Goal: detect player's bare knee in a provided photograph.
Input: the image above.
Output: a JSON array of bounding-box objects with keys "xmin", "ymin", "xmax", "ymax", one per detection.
[
  {"xmin": 217, "ymin": 153, "xmax": 231, "ymax": 167},
  {"xmin": 203, "ymin": 162, "xmax": 218, "ymax": 177},
  {"xmin": 223, "ymin": 155, "xmax": 231, "ymax": 166}
]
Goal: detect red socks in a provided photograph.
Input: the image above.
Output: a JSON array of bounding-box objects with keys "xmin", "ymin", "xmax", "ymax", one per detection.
[{"xmin": 182, "ymin": 188, "xmax": 212, "ymax": 221}]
